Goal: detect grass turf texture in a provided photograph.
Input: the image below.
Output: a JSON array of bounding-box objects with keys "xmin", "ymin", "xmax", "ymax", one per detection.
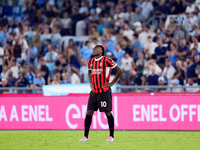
[{"xmin": 0, "ymin": 131, "xmax": 200, "ymax": 150}]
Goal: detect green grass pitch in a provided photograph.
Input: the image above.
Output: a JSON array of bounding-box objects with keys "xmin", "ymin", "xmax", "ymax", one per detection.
[{"xmin": 0, "ymin": 130, "xmax": 200, "ymax": 150}]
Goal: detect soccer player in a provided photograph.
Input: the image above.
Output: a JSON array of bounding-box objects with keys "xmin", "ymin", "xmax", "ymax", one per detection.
[{"xmin": 79, "ymin": 45, "xmax": 122, "ymax": 142}]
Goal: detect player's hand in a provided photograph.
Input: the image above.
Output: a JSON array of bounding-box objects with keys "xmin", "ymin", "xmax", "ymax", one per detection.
[
  {"xmin": 90, "ymin": 83, "xmax": 94, "ymax": 90},
  {"xmin": 102, "ymin": 83, "xmax": 112, "ymax": 88}
]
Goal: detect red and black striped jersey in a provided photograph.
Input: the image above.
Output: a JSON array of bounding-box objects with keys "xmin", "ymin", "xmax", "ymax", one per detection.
[{"xmin": 88, "ymin": 56, "xmax": 117, "ymax": 93}]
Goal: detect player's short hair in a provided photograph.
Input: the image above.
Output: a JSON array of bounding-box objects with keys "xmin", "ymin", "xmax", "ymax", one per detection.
[{"xmin": 94, "ymin": 45, "xmax": 104, "ymax": 56}]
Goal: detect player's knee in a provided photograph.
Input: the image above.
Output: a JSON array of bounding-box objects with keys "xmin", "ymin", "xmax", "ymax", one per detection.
[
  {"xmin": 86, "ymin": 110, "xmax": 94, "ymax": 116},
  {"xmin": 105, "ymin": 111, "xmax": 112, "ymax": 116}
]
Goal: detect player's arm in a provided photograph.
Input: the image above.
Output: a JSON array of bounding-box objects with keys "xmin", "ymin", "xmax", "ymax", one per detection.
[
  {"xmin": 103, "ymin": 65, "xmax": 122, "ymax": 88},
  {"xmin": 88, "ymin": 69, "xmax": 93, "ymax": 89}
]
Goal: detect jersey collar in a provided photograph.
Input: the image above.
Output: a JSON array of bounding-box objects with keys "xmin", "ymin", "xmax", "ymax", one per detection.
[{"xmin": 94, "ymin": 56, "xmax": 103, "ymax": 61}]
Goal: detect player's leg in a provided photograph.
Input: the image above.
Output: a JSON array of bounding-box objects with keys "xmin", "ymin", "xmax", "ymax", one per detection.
[
  {"xmin": 79, "ymin": 91, "xmax": 98, "ymax": 141},
  {"xmin": 105, "ymin": 111, "xmax": 115, "ymax": 141},
  {"xmin": 84, "ymin": 110, "xmax": 94, "ymax": 138},
  {"xmin": 98, "ymin": 88, "xmax": 114, "ymax": 141},
  {"xmin": 79, "ymin": 110, "xmax": 94, "ymax": 141}
]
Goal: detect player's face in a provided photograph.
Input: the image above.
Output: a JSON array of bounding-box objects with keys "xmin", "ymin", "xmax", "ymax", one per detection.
[{"xmin": 93, "ymin": 47, "xmax": 102, "ymax": 56}]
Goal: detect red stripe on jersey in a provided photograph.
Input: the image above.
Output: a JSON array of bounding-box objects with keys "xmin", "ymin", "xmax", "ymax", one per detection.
[
  {"xmin": 96, "ymin": 60, "xmax": 102, "ymax": 93},
  {"xmin": 100, "ymin": 57, "xmax": 104, "ymax": 93},
  {"xmin": 90, "ymin": 58, "xmax": 96, "ymax": 93},
  {"xmin": 93, "ymin": 59, "xmax": 98, "ymax": 93}
]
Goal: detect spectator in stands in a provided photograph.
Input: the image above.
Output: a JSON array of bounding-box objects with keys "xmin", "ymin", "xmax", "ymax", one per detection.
[
  {"xmin": 132, "ymin": 33, "xmax": 143, "ymax": 61},
  {"xmin": 61, "ymin": 73, "xmax": 70, "ymax": 84},
  {"xmin": 113, "ymin": 44, "xmax": 125, "ymax": 67},
  {"xmin": 121, "ymin": 53, "xmax": 134, "ymax": 85},
  {"xmin": 153, "ymin": 0, "xmax": 168, "ymax": 20},
  {"xmin": 162, "ymin": 34, "xmax": 171, "ymax": 49},
  {"xmin": 155, "ymin": 39, "xmax": 167, "ymax": 69},
  {"xmin": 42, "ymin": 39, "xmax": 51, "ymax": 56},
  {"xmin": 9, "ymin": 59, "xmax": 20, "ymax": 79},
  {"xmin": 54, "ymin": 52, "xmax": 66, "ymax": 72},
  {"xmin": 60, "ymin": 63, "xmax": 68, "ymax": 74},
  {"xmin": 1, "ymin": 65, "xmax": 9, "ymax": 79},
  {"xmin": 76, "ymin": 17, "xmax": 89, "ymax": 37},
  {"xmin": 123, "ymin": 24, "xmax": 134, "ymax": 43},
  {"xmin": 50, "ymin": 25, "xmax": 61, "ymax": 49},
  {"xmin": 40, "ymin": 27, "xmax": 51, "ymax": 50},
  {"xmin": 158, "ymin": 76, "xmax": 166, "ymax": 86},
  {"xmin": 44, "ymin": 45, "xmax": 58, "ymax": 79},
  {"xmin": 186, "ymin": 56, "xmax": 197, "ymax": 81},
  {"xmin": 146, "ymin": 68, "xmax": 159, "ymax": 86},
  {"xmin": 162, "ymin": 59, "xmax": 176, "ymax": 82},
  {"xmin": 140, "ymin": 0, "xmax": 154, "ymax": 20},
  {"xmin": 177, "ymin": 39, "xmax": 189, "ymax": 59},
  {"xmin": 172, "ymin": 60, "xmax": 186, "ymax": 85},
  {"xmin": 190, "ymin": 36, "xmax": 200, "ymax": 52},
  {"xmin": 67, "ymin": 47, "xmax": 79, "ymax": 68},
  {"xmin": 136, "ymin": 52, "xmax": 147, "ymax": 69},
  {"xmin": 39, "ymin": 57, "xmax": 49, "ymax": 85},
  {"xmin": 12, "ymin": 36, "xmax": 23, "ymax": 62},
  {"xmin": 144, "ymin": 58, "xmax": 162, "ymax": 76},
  {"xmin": 185, "ymin": 78, "xmax": 199, "ymax": 92},
  {"xmin": 133, "ymin": 22, "xmax": 142, "ymax": 33},
  {"xmin": 50, "ymin": 72, "xmax": 61, "ymax": 85},
  {"xmin": 170, "ymin": 79, "xmax": 183, "ymax": 93},
  {"xmin": 194, "ymin": 52, "xmax": 200, "ymax": 65},
  {"xmin": 15, "ymin": 70, "xmax": 29, "ymax": 87},
  {"xmin": 104, "ymin": 28, "xmax": 117, "ymax": 54},
  {"xmin": 32, "ymin": 71, "xmax": 45, "ymax": 87},
  {"xmin": 143, "ymin": 35, "xmax": 158, "ymax": 59},
  {"xmin": 4, "ymin": 33, "xmax": 14, "ymax": 52},
  {"xmin": 153, "ymin": 28, "xmax": 162, "ymax": 43},
  {"xmin": 190, "ymin": 25, "xmax": 200, "ymax": 40},
  {"xmin": 139, "ymin": 25, "xmax": 155, "ymax": 46},
  {"xmin": 79, "ymin": 59, "xmax": 89, "ymax": 83},
  {"xmin": 24, "ymin": 64, "xmax": 35, "ymax": 85},
  {"xmin": 115, "ymin": 28, "xmax": 124, "ymax": 45},
  {"xmin": 70, "ymin": 67, "xmax": 81, "ymax": 84},
  {"xmin": 0, "ymin": 46, "xmax": 3, "ymax": 73},
  {"xmin": 89, "ymin": 25, "xmax": 99, "ymax": 40},
  {"xmin": 7, "ymin": 18, "xmax": 17, "ymax": 33},
  {"xmin": 90, "ymin": 38, "xmax": 100, "ymax": 48},
  {"xmin": 114, "ymin": 5, "xmax": 125, "ymax": 22},
  {"xmin": 131, "ymin": 7, "xmax": 145, "ymax": 24},
  {"xmin": 195, "ymin": 66, "xmax": 200, "ymax": 85},
  {"xmin": 97, "ymin": 17, "xmax": 108, "ymax": 35},
  {"xmin": 7, "ymin": 71, "xmax": 17, "ymax": 87},
  {"xmin": 185, "ymin": 1, "xmax": 196, "ymax": 14},
  {"xmin": 0, "ymin": 78, "xmax": 9, "ymax": 93},
  {"xmin": 80, "ymin": 41, "xmax": 93, "ymax": 62},
  {"xmin": 0, "ymin": 14, "xmax": 8, "ymax": 27},
  {"xmin": 27, "ymin": 41, "xmax": 38, "ymax": 68},
  {"xmin": 0, "ymin": 26, "xmax": 8, "ymax": 48},
  {"xmin": 32, "ymin": 26, "xmax": 42, "ymax": 54},
  {"xmin": 66, "ymin": 39, "xmax": 80, "ymax": 58},
  {"xmin": 167, "ymin": 42, "xmax": 178, "ymax": 66},
  {"xmin": 60, "ymin": 12, "xmax": 72, "ymax": 36},
  {"xmin": 71, "ymin": 6, "xmax": 82, "ymax": 35},
  {"xmin": 173, "ymin": 25, "xmax": 185, "ymax": 43}
]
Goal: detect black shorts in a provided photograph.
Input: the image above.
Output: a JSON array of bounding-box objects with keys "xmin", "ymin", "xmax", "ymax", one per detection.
[{"xmin": 87, "ymin": 88, "xmax": 112, "ymax": 112}]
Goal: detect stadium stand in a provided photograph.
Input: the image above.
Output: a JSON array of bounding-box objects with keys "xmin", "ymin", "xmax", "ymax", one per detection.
[{"xmin": 0, "ymin": 0, "xmax": 200, "ymax": 93}]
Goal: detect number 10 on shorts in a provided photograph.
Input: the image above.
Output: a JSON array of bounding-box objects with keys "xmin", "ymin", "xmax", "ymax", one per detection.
[{"xmin": 101, "ymin": 101, "xmax": 107, "ymax": 107}]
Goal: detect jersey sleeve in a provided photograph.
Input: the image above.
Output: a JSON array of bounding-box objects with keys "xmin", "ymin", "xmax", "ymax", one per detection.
[
  {"xmin": 106, "ymin": 57, "xmax": 117, "ymax": 69},
  {"xmin": 88, "ymin": 59, "xmax": 91, "ymax": 70}
]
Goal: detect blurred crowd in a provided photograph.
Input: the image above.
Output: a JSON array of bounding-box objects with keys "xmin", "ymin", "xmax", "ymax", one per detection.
[{"xmin": 0, "ymin": 0, "xmax": 200, "ymax": 92}]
